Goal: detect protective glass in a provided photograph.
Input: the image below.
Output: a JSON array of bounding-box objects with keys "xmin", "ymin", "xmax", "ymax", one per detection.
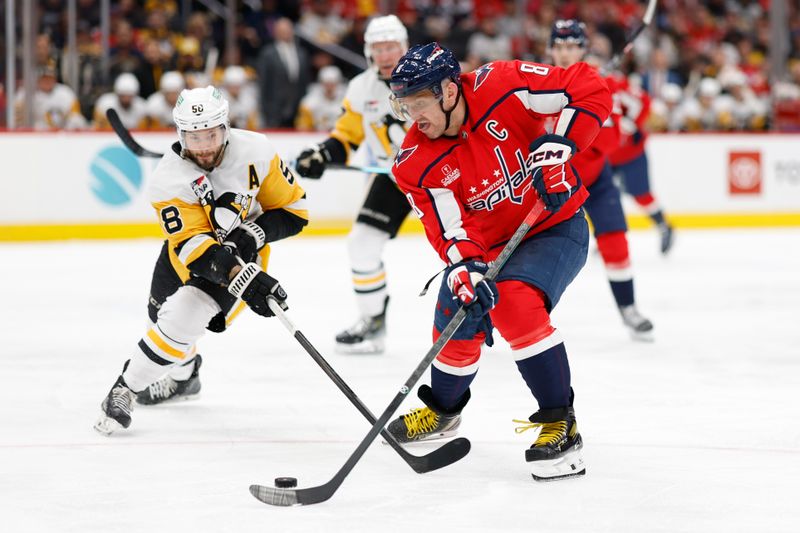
[{"xmin": 181, "ymin": 124, "xmax": 225, "ymax": 152}]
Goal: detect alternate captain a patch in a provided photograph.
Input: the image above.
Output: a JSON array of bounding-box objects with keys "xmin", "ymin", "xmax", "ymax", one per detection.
[
  {"xmin": 474, "ymin": 64, "xmax": 494, "ymax": 91},
  {"xmin": 394, "ymin": 145, "xmax": 418, "ymax": 167}
]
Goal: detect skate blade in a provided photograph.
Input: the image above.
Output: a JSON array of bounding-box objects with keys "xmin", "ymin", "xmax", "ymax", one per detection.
[
  {"xmin": 335, "ymin": 340, "xmax": 385, "ymax": 355},
  {"xmin": 93, "ymin": 414, "xmax": 124, "ymax": 436},
  {"xmin": 529, "ymin": 445, "xmax": 586, "ymax": 482}
]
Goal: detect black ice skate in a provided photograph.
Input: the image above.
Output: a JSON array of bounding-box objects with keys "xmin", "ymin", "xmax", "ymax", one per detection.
[
  {"xmin": 136, "ymin": 355, "xmax": 203, "ymax": 405},
  {"xmin": 94, "ymin": 368, "xmax": 136, "ymax": 436},
  {"xmin": 659, "ymin": 223, "xmax": 675, "ymax": 255},
  {"xmin": 619, "ymin": 304, "xmax": 654, "ymax": 342},
  {"xmin": 335, "ymin": 297, "xmax": 389, "ymax": 354},
  {"xmin": 514, "ymin": 406, "xmax": 585, "ymax": 482},
  {"xmin": 386, "ymin": 385, "xmax": 468, "ymax": 443}
]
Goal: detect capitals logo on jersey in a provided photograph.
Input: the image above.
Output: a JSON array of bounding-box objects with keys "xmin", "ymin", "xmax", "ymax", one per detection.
[
  {"xmin": 466, "ymin": 146, "xmax": 531, "ymax": 211},
  {"xmin": 394, "ymin": 145, "xmax": 418, "ymax": 166},
  {"xmin": 473, "ymin": 64, "xmax": 494, "ymax": 91}
]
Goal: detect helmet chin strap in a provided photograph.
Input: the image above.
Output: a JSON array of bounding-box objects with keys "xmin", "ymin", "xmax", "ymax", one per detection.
[{"xmin": 439, "ymin": 84, "xmax": 462, "ymax": 133}]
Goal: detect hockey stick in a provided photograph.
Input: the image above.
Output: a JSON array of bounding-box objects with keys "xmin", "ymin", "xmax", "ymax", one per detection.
[
  {"xmin": 266, "ymin": 300, "xmax": 471, "ymax": 473},
  {"xmin": 187, "ymin": 174, "xmax": 470, "ymax": 475},
  {"xmin": 250, "ymin": 198, "xmax": 547, "ymax": 506},
  {"xmin": 106, "ymin": 108, "xmax": 164, "ymax": 158},
  {"xmin": 602, "ymin": 0, "xmax": 658, "ymax": 75},
  {"xmin": 107, "ymin": 108, "xmax": 393, "ymax": 176}
]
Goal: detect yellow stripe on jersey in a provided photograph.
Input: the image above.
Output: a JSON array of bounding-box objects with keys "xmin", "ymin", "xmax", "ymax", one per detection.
[
  {"xmin": 257, "ymin": 155, "xmax": 310, "ymax": 222},
  {"xmin": 330, "ymin": 98, "xmax": 364, "ymax": 160},
  {"xmin": 152, "ymin": 197, "xmax": 216, "ymax": 260}
]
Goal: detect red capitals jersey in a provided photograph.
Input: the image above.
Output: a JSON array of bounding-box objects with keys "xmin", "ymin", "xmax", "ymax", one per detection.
[
  {"xmin": 570, "ymin": 74, "xmax": 621, "ymax": 187},
  {"xmin": 392, "ymin": 60, "xmax": 612, "ymax": 265},
  {"xmin": 608, "ymin": 75, "xmax": 651, "ymax": 166}
]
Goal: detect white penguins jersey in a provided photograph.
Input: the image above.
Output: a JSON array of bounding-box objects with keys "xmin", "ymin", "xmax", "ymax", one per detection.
[
  {"xmin": 149, "ymin": 128, "xmax": 308, "ymax": 281},
  {"xmin": 145, "ymin": 92, "xmax": 176, "ymax": 128},
  {"xmin": 330, "ymin": 68, "xmax": 410, "ymax": 168},
  {"xmin": 93, "ymin": 92, "xmax": 149, "ymax": 129}
]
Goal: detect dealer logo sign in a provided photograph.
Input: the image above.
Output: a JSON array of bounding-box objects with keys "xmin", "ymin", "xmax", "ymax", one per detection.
[{"xmin": 728, "ymin": 151, "xmax": 761, "ymax": 195}]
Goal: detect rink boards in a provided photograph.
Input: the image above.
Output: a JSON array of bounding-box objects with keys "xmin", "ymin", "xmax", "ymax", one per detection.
[{"xmin": 0, "ymin": 131, "xmax": 799, "ymax": 241}]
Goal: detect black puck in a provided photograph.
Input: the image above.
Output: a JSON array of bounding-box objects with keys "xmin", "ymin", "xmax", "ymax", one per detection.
[{"xmin": 274, "ymin": 477, "xmax": 298, "ymax": 488}]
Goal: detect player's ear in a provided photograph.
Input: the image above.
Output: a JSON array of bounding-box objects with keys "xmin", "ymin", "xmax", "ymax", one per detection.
[{"xmin": 444, "ymin": 80, "xmax": 458, "ymax": 104}]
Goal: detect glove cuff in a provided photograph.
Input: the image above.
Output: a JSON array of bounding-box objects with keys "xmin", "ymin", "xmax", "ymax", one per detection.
[
  {"xmin": 240, "ymin": 220, "xmax": 266, "ymax": 249},
  {"xmin": 227, "ymin": 262, "xmax": 260, "ymax": 298}
]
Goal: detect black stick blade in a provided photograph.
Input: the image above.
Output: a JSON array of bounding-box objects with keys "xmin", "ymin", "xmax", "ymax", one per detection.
[
  {"xmin": 409, "ymin": 437, "xmax": 471, "ymax": 473},
  {"xmin": 249, "ymin": 485, "xmax": 300, "ymax": 507}
]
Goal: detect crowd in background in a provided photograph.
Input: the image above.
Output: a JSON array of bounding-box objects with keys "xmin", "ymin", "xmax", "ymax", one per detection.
[{"xmin": 1, "ymin": 0, "xmax": 800, "ymax": 132}]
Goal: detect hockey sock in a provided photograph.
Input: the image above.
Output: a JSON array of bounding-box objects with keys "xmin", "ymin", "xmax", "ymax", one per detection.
[
  {"xmin": 123, "ymin": 351, "xmax": 172, "ymax": 393},
  {"xmin": 634, "ymin": 193, "xmax": 666, "ymax": 226},
  {"xmin": 169, "ymin": 356, "xmax": 198, "ymax": 381},
  {"xmin": 430, "ymin": 365, "xmax": 477, "ymax": 411},
  {"xmin": 347, "ymin": 223, "xmax": 390, "ymax": 317},
  {"xmin": 514, "ymin": 336, "xmax": 572, "ymax": 409},
  {"xmin": 609, "ymin": 279, "xmax": 635, "ymax": 307}
]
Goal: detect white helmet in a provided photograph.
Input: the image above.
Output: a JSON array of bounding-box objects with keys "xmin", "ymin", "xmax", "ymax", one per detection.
[
  {"xmin": 160, "ymin": 71, "xmax": 186, "ymax": 93},
  {"xmin": 363, "ymin": 15, "xmax": 408, "ymax": 67},
  {"xmin": 698, "ymin": 77, "xmax": 721, "ymax": 98},
  {"xmin": 114, "ymin": 73, "xmax": 140, "ymax": 95},
  {"xmin": 173, "ymin": 85, "xmax": 230, "ymax": 150},
  {"xmin": 223, "ymin": 65, "xmax": 247, "ymax": 87}
]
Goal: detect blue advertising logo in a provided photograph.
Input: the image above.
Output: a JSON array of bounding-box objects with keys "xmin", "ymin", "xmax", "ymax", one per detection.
[{"xmin": 89, "ymin": 146, "xmax": 143, "ymax": 206}]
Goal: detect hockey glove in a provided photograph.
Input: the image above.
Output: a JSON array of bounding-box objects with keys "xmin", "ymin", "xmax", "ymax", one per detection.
[
  {"xmin": 445, "ymin": 261, "xmax": 498, "ymax": 345},
  {"xmin": 224, "ymin": 220, "xmax": 266, "ymax": 264},
  {"xmin": 227, "ymin": 263, "xmax": 288, "ymax": 318},
  {"xmin": 295, "ymin": 143, "xmax": 332, "ymax": 179},
  {"xmin": 529, "ymin": 134, "xmax": 579, "ymax": 213}
]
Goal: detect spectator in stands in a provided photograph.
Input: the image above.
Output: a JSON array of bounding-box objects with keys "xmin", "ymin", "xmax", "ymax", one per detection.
[
  {"xmin": 648, "ymin": 82, "xmax": 685, "ymax": 133},
  {"xmin": 93, "ymin": 72, "xmax": 148, "ymax": 130},
  {"xmin": 641, "ymin": 48, "xmax": 683, "ymax": 98},
  {"xmin": 145, "ymin": 70, "xmax": 185, "ymax": 128},
  {"xmin": 14, "ymin": 61, "xmax": 87, "ymax": 130},
  {"xmin": 466, "ymin": 14, "xmax": 513, "ymax": 70},
  {"xmin": 257, "ymin": 17, "xmax": 311, "ymax": 128},
  {"xmin": 109, "ymin": 20, "xmax": 144, "ymax": 83},
  {"xmin": 295, "ymin": 65, "xmax": 346, "ymax": 131},
  {"xmin": 297, "ymin": 0, "xmax": 351, "ymax": 45}
]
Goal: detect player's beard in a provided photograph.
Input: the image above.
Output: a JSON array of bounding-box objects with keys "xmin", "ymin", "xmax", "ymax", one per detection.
[{"xmin": 188, "ymin": 144, "xmax": 226, "ymax": 171}]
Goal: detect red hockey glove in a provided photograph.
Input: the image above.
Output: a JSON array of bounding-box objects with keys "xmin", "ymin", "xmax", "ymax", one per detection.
[
  {"xmin": 446, "ymin": 261, "xmax": 498, "ymax": 314},
  {"xmin": 529, "ymin": 134, "xmax": 579, "ymax": 213}
]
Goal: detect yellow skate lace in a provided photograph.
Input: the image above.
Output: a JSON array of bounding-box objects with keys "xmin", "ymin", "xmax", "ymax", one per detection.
[
  {"xmin": 513, "ymin": 419, "xmax": 568, "ymax": 446},
  {"xmin": 403, "ymin": 408, "xmax": 439, "ymax": 439}
]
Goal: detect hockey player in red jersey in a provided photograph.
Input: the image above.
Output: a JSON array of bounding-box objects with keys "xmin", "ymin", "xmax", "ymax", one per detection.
[
  {"xmin": 385, "ymin": 43, "xmax": 612, "ymax": 481},
  {"xmin": 549, "ymin": 19, "xmax": 654, "ymax": 341},
  {"xmin": 609, "ymin": 73, "xmax": 675, "ymax": 255}
]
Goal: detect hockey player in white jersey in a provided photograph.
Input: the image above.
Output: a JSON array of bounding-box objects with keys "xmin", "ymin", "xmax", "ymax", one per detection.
[
  {"xmin": 294, "ymin": 15, "xmax": 410, "ymax": 354},
  {"xmin": 146, "ymin": 71, "xmax": 185, "ymax": 128},
  {"xmin": 93, "ymin": 73, "xmax": 148, "ymax": 130},
  {"xmin": 94, "ymin": 86, "xmax": 308, "ymax": 435}
]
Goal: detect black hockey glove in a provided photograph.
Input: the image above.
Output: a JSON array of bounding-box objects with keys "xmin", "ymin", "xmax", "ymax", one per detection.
[
  {"xmin": 295, "ymin": 143, "xmax": 332, "ymax": 179},
  {"xmin": 227, "ymin": 263, "xmax": 288, "ymax": 318},
  {"xmin": 224, "ymin": 220, "xmax": 266, "ymax": 264}
]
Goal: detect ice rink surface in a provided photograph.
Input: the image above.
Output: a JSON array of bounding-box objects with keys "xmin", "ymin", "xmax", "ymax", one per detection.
[{"xmin": 1, "ymin": 228, "xmax": 799, "ymax": 532}]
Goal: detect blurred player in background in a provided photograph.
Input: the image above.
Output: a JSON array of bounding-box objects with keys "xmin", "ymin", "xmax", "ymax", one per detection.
[
  {"xmin": 294, "ymin": 15, "xmax": 411, "ymax": 354},
  {"xmin": 94, "ymin": 86, "xmax": 308, "ymax": 435},
  {"xmin": 295, "ymin": 65, "xmax": 347, "ymax": 132},
  {"xmin": 386, "ymin": 43, "xmax": 612, "ymax": 481},
  {"xmin": 146, "ymin": 71, "xmax": 186, "ymax": 128},
  {"xmin": 220, "ymin": 65, "xmax": 260, "ymax": 130},
  {"xmin": 92, "ymin": 72, "xmax": 148, "ymax": 130},
  {"xmin": 548, "ymin": 20, "xmax": 654, "ymax": 341},
  {"xmin": 15, "ymin": 61, "xmax": 87, "ymax": 130},
  {"xmin": 609, "ymin": 73, "xmax": 675, "ymax": 255}
]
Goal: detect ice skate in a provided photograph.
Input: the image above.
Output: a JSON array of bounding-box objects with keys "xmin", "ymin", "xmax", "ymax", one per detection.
[
  {"xmin": 619, "ymin": 304, "xmax": 654, "ymax": 342},
  {"xmin": 386, "ymin": 385, "xmax": 467, "ymax": 443},
  {"xmin": 94, "ymin": 371, "xmax": 136, "ymax": 436},
  {"xmin": 659, "ymin": 223, "xmax": 675, "ymax": 255},
  {"xmin": 136, "ymin": 355, "xmax": 202, "ymax": 405},
  {"xmin": 514, "ymin": 406, "xmax": 586, "ymax": 482},
  {"xmin": 335, "ymin": 297, "xmax": 388, "ymax": 354}
]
